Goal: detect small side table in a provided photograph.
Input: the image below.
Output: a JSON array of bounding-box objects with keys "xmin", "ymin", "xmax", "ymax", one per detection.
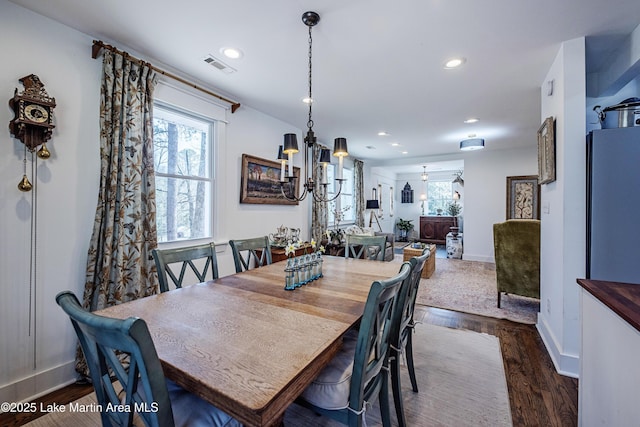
[{"xmin": 403, "ymin": 244, "xmax": 436, "ymax": 278}]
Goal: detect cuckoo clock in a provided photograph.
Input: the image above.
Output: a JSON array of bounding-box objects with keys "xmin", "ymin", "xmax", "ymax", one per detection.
[
  {"xmin": 9, "ymin": 74, "xmax": 56, "ymax": 152},
  {"xmin": 9, "ymin": 74, "xmax": 56, "ymax": 191}
]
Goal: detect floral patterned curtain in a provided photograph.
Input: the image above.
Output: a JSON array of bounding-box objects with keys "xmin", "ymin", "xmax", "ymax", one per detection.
[
  {"xmin": 354, "ymin": 159, "xmax": 365, "ymax": 227},
  {"xmin": 311, "ymin": 143, "xmax": 328, "ymax": 242},
  {"xmin": 82, "ymin": 50, "xmax": 158, "ymax": 313}
]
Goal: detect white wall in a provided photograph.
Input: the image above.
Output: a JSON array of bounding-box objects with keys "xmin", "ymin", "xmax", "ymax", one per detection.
[
  {"xmin": 537, "ymin": 34, "xmax": 640, "ymax": 380},
  {"xmin": 461, "ymin": 147, "xmax": 538, "ymax": 262},
  {"xmin": 0, "ymin": 2, "xmax": 307, "ymax": 403},
  {"xmin": 0, "ymin": 1, "xmax": 102, "ymax": 404},
  {"xmin": 536, "ymin": 38, "xmax": 587, "ymax": 378}
]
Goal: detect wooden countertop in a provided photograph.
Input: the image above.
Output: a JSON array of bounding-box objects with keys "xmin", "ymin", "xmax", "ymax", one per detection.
[{"xmin": 577, "ymin": 278, "xmax": 640, "ymax": 332}]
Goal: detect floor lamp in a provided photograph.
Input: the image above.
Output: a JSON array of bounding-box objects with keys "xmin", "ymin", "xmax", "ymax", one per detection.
[{"xmin": 366, "ymin": 199, "xmax": 382, "ymax": 232}]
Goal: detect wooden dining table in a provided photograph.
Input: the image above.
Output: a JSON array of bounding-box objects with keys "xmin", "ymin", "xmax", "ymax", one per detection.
[{"xmin": 96, "ymin": 255, "xmax": 402, "ymax": 426}]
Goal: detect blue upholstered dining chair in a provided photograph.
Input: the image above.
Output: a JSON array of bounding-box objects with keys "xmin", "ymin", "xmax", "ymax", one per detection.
[
  {"xmin": 152, "ymin": 242, "xmax": 219, "ymax": 293},
  {"xmin": 228, "ymin": 236, "xmax": 272, "ymax": 273},
  {"xmin": 344, "ymin": 234, "xmax": 387, "ymax": 261},
  {"xmin": 296, "ymin": 262, "xmax": 412, "ymax": 427},
  {"xmin": 56, "ymin": 291, "xmax": 240, "ymax": 427},
  {"xmin": 388, "ymin": 247, "xmax": 430, "ymax": 427}
]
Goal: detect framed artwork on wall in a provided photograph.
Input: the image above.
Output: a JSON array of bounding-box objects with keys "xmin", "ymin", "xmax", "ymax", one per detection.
[
  {"xmin": 240, "ymin": 154, "xmax": 300, "ymax": 205},
  {"xmin": 537, "ymin": 116, "xmax": 556, "ymax": 185},
  {"xmin": 506, "ymin": 175, "xmax": 540, "ymax": 219}
]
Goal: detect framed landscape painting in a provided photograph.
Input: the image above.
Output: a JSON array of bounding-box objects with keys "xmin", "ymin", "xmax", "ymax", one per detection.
[
  {"xmin": 506, "ymin": 175, "xmax": 540, "ymax": 219},
  {"xmin": 240, "ymin": 154, "xmax": 300, "ymax": 205}
]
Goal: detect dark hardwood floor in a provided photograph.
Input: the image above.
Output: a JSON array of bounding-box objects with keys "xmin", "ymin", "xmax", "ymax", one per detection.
[
  {"xmin": 0, "ymin": 306, "xmax": 578, "ymax": 426},
  {"xmin": 418, "ymin": 306, "xmax": 578, "ymax": 427}
]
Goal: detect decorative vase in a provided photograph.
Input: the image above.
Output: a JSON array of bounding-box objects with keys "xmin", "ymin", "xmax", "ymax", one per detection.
[
  {"xmin": 284, "ymin": 266, "xmax": 296, "ymax": 290},
  {"xmin": 446, "ymin": 231, "xmax": 463, "ymax": 259}
]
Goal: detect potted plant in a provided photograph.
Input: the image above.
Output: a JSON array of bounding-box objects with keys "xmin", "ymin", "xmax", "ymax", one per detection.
[
  {"xmin": 446, "ymin": 201, "xmax": 462, "ymax": 232},
  {"xmin": 396, "ymin": 218, "xmax": 414, "ymax": 242}
]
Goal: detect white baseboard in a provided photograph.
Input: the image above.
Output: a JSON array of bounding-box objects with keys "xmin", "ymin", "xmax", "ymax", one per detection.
[
  {"xmin": 536, "ymin": 316, "xmax": 580, "ymax": 378},
  {"xmin": 0, "ymin": 360, "xmax": 77, "ymax": 406},
  {"xmin": 462, "ymin": 254, "xmax": 495, "ymax": 263}
]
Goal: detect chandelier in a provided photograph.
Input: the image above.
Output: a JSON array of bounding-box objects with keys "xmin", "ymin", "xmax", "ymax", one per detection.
[
  {"xmin": 421, "ymin": 165, "xmax": 428, "ymax": 181},
  {"xmin": 278, "ymin": 11, "xmax": 348, "ymax": 202}
]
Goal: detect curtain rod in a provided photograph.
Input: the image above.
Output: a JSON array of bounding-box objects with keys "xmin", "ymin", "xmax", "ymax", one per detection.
[{"xmin": 91, "ymin": 40, "xmax": 241, "ymax": 113}]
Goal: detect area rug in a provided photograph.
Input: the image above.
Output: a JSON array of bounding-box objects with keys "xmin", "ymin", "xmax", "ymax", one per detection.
[
  {"xmin": 26, "ymin": 324, "xmax": 512, "ymax": 427},
  {"xmin": 415, "ymin": 257, "xmax": 540, "ymax": 324}
]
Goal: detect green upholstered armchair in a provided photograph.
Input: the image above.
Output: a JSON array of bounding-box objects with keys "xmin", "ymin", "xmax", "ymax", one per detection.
[{"xmin": 492, "ymin": 219, "xmax": 540, "ymax": 308}]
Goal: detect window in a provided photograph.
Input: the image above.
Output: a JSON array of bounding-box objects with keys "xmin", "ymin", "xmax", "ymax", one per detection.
[
  {"xmin": 327, "ymin": 166, "xmax": 355, "ymax": 227},
  {"xmin": 426, "ymin": 180, "xmax": 453, "ymax": 215},
  {"xmin": 153, "ymin": 103, "xmax": 214, "ymax": 243}
]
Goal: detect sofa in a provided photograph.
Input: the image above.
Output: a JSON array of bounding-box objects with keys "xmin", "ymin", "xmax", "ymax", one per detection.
[
  {"xmin": 344, "ymin": 226, "xmax": 395, "ymax": 262},
  {"xmin": 492, "ymin": 219, "xmax": 540, "ymax": 307}
]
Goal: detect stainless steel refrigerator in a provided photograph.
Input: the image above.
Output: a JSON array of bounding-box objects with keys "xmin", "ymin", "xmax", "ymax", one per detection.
[{"xmin": 586, "ymin": 127, "xmax": 640, "ymax": 283}]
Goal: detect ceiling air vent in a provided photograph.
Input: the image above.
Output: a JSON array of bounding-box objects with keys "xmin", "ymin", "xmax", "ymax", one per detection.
[{"xmin": 203, "ymin": 55, "xmax": 236, "ymax": 74}]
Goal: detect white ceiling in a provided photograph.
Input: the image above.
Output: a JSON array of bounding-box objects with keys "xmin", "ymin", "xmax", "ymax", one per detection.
[{"xmin": 10, "ymin": 0, "xmax": 640, "ymax": 175}]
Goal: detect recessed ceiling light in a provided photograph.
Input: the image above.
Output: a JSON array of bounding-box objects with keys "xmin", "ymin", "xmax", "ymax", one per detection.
[
  {"xmin": 302, "ymin": 97, "xmax": 313, "ymax": 104},
  {"xmin": 391, "ymin": 143, "xmax": 400, "ymax": 147},
  {"xmin": 378, "ymin": 131, "xmax": 390, "ymax": 136},
  {"xmin": 401, "ymin": 151, "xmax": 408, "ymax": 155},
  {"xmin": 444, "ymin": 57, "xmax": 466, "ymax": 69},
  {"xmin": 220, "ymin": 47, "xmax": 243, "ymax": 59},
  {"xmin": 464, "ymin": 118, "xmax": 479, "ymax": 124}
]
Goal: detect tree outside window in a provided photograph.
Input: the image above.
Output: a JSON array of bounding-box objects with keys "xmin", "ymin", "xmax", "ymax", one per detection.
[
  {"xmin": 427, "ymin": 181, "xmax": 453, "ymax": 215},
  {"xmin": 153, "ymin": 104, "xmax": 213, "ymax": 242}
]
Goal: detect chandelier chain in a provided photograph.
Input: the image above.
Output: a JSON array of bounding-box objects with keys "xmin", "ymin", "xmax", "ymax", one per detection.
[{"xmin": 307, "ymin": 25, "xmax": 314, "ymax": 131}]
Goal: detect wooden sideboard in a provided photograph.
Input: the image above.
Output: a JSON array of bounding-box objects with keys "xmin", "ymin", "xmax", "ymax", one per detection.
[
  {"xmin": 259, "ymin": 244, "xmax": 314, "ymax": 263},
  {"xmin": 419, "ymin": 216, "xmax": 456, "ymax": 244}
]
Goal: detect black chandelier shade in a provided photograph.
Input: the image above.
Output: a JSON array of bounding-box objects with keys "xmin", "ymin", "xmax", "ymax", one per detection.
[
  {"xmin": 319, "ymin": 148, "xmax": 331, "ymax": 164},
  {"xmin": 283, "ymin": 133, "xmax": 299, "ymax": 154}
]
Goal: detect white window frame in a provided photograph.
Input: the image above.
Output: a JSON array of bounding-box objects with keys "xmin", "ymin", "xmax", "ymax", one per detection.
[
  {"xmin": 153, "ymin": 102, "xmax": 214, "ymax": 243},
  {"xmin": 426, "ymin": 179, "xmax": 454, "ymax": 216},
  {"xmin": 153, "ymin": 80, "xmax": 227, "ymax": 248},
  {"xmin": 327, "ymin": 165, "xmax": 355, "ymax": 227}
]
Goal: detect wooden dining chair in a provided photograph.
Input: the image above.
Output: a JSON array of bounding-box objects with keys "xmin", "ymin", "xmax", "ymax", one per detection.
[
  {"xmin": 296, "ymin": 262, "xmax": 412, "ymax": 427},
  {"xmin": 55, "ymin": 291, "xmax": 240, "ymax": 427},
  {"xmin": 344, "ymin": 234, "xmax": 387, "ymax": 261},
  {"xmin": 388, "ymin": 248, "xmax": 430, "ymax": 427},
  {"xmin": 152, "ymin": 242, "xmax": 219, "ymax": 293},
  {"xmin": 228, "ymin": 236, "xmax": 272, "ymax": 273}
]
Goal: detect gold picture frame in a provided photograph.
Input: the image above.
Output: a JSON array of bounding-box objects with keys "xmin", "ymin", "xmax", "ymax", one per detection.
[
  {"xmin": 537, "ymin": 116, "xmax": 556, "ymax": 185},
  {"xmin": 240, "ymin": 154, "xmax": 300, "ymax": 205},
  {"xmin": 506, "ymin": 175, "xmax": 540, "ymax": 219}
]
